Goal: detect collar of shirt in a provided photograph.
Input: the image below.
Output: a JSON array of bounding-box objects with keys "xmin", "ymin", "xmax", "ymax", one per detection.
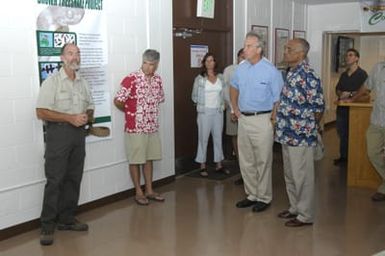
[
  {"xmin": 288, "ymin": 60, "xmax": 308, "ymax": 76},
  {"xmin": 137, "ymin": 68, "xmax": 158, "ymax": 81},
  {"xmin": 59, "ymin": 67, "xmax": 81, "ymax": 81}
]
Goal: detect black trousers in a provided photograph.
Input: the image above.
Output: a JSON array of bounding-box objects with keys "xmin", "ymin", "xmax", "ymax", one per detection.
[
  {"xmin": 40, "ymin": 122, "xmax": 86, "ymax": 231},
  {"xmin": 336, "ymin": 106, "xmax": 349, "ymax": 159}
]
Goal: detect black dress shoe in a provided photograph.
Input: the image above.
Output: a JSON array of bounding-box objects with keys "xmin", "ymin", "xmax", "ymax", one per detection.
[
  {"xmin": 285, "ymin": 218, "xmax": 313, "ymax": 227},
  {"xmin": 333, "ymin": 157, "xmax": 347, "ymax": 165},
  {"xmin": 371, "ymin": 192, "xmax": 385, "ymax": 202},
  {"xmin": 234, "ymin": 178, "xmax": 244, "ymax": 185},
  {"xmin": 277, "ymin": 210, "xmax": 297, "ymax": 219},
  {"xmin": 251, "ymin": 201, "xmax": 271, "ymax": 212},
  {"xmin": 236, "ymin": 198, "xmax": 257, "ymax": 208}
]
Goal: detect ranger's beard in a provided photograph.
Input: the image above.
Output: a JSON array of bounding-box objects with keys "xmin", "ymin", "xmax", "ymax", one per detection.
[{"xmin": 64, "ymin": 61, "xmax": 80, "ymax": 71}]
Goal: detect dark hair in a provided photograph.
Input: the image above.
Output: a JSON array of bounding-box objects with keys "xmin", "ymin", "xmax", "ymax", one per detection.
[
  {"xmin": 346, "ymin": 48, "xmax": 360, "ymax": 58},
  {"xmin": 237, "ymin": 48, "xmax": 244, "ymax": 57},
  {"xmin": 200, "ymin": 52, "xmax": 218, "ymax": 76}
]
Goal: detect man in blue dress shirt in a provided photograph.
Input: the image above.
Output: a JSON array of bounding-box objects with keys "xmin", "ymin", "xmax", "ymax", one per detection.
[{"xmin": 230, "ymin": 31, "xmax": 284, "ymax": 212}]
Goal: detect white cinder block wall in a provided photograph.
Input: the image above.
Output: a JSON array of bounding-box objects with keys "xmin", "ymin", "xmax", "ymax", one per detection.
[{"xmin": 0, "ymin": 0, "xmax": 174, "ymax": 230}]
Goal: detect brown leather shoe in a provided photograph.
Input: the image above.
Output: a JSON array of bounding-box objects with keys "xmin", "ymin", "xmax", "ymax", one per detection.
[
  {"xmin": 277, "ymin": 210, "xmax": 297, "ymax": 219},
  {"xmin": 285, "ymin": 218, "xmax": 313, "ymax": 227},
  {"xmin": 371, "ymin": 192, "xmax": 385, "ymax": 202}
]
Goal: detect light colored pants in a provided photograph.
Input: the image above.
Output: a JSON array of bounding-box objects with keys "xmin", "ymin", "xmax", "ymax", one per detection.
[
  {"xmin": 195, "ymin": 108, "xmax": 224, "ymax": 163},
  {"xmin": 366, "ymin": 124, "xmax": 385, "ymax": 193},
  {"xmin": 238, "ymin": 114, "xmax": 273, "ymax": 203},
  {"xmin": 282, "ymin": 145, "xmax": 315, "ymax": 223}
]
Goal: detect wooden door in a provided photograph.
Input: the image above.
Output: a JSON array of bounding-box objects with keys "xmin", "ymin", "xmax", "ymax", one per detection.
[{"xmin": 173, "ymin": 0, "xmax": 233, "ymax": 174}]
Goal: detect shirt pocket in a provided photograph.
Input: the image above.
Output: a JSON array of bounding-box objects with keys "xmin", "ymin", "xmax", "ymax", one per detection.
[
  {"xmin": 78, "ymin": 93, "xmax": 90, "ymax": 112},
  {"xmin": 56, "ymin": 92, "xmax": 72, "ymax": 111},
  {"xmin": 254, "ymin": 80, "xmax": 270, "ymax": 102}
]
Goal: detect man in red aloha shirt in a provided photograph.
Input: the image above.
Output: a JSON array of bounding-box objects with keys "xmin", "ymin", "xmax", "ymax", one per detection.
[{"xmin": 114, "ymin": 49, "xmax": 165, "ymax": 206}]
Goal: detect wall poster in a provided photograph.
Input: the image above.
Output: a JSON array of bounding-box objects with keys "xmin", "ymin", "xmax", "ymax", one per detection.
[
  {"xmin": 190, "ymin": 44, "xmax": 209, "ymax": 68},
  {"xmin": 36, "ymin": 0, "xmax": 111, "ymax": 142}
]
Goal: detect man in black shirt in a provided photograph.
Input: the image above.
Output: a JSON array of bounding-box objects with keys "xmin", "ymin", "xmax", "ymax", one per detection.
[{"xmin": 334, "ymin": 48, "xmax": 368, "ymax": 165}]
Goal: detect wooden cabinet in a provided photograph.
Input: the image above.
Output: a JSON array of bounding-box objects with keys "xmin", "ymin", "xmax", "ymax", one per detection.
[{"xmin": 338, "ymin": 102, "xmax": 381, "ymax": 189}]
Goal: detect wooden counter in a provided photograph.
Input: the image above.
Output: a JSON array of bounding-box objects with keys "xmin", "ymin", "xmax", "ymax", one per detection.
[{"xmin": 337, "ymin": 102, "xmax": 381, "ymax": 189}]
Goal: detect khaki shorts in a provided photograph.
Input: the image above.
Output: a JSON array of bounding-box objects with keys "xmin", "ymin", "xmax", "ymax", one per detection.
[{"xmin": 124, "ymin": 132, "xmax": 162, "ymax": 164}]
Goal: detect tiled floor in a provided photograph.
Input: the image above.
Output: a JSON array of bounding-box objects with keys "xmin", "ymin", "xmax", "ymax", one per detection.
[{"xmin": 1, "ymin": 128, "xmax": 385, "ymax": 256}]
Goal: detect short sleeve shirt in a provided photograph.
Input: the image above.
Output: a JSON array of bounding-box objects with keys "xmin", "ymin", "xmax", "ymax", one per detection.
[
  {"xmin": 275, "ymin": 60, "xmax": 325, "ymax": 147},
  {"xmin": 36, "ymin": 68, "xmax": 94, "ymax": 114},
  {"xmin": 336, "ymin": 67, "xmax": 368, "ymax": 93},
  {"xmin": 231, "ymin": 58, "xmax": 283, "ymax": 112},
  {"xmin": 115, "ymin": 69, "xmax": 165, "ymax": 134}
]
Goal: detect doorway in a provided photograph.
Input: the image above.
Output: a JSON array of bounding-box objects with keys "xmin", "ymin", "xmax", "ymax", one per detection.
[
  {"xmin": 172, "ymin": 0, "xmax": 233, "ymax": 174},
  {"xmin": 321, "ymin": 31, "xmax": 385, "ymax": 124}
]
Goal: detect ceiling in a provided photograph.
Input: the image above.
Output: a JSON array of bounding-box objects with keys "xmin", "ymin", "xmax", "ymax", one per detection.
[{"xmin": 306, "ymin": 0, "xmax": 357, "ymax": 5}]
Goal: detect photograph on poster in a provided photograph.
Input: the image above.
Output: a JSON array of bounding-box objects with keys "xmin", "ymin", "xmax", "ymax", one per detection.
[
  {"xmin": 251, "ymin": 25, "xmax": 269, "ymax": 58},
  {"xmin": 275, "ymin": 28, "xmax": 289, "ymax": 69},
  {"xmin": 39, "ymin": 61, "xmax": 62, "ymax": 83}
]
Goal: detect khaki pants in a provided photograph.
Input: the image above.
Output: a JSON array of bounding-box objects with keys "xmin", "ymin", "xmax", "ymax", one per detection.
[
  {"xmin": 237, "ymin": 114, "xmax": 273, "ymax": 203},
  {"xmin": 366, "ymin": 124, "xmax": 385, "ymax": 193},
  {"xmin": 282, "ymin": 145, "xmax": 315, "ymax": 223}
]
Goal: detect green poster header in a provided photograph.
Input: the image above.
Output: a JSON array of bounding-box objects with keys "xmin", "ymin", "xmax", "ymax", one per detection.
[{"xmin": 37, "ymin": 0, "xmax": 103, "ymax": 10}]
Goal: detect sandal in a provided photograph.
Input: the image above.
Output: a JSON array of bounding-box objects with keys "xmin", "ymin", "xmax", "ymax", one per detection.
[
  {"xmin": 216, "ymin": 167, "xmax": 230, "ymax": 175},
  {"xmin": 146, "ymin": 193, "xmax": 165, "ymax": 202},
  {"xmin": 200, "ymin": 169, "xmax": 208, "ymax": 177},
  {"xmin": 134, "ymin": 195, "xmax": 149, "ymax": 205}
]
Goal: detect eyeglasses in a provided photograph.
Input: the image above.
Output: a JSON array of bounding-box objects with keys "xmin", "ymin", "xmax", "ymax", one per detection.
[
  {"xmin": 284, "ymin": 46, "xmax": 301, "ymax": 53},
  {"xmin": 244, "ymin": 44, "xmax": 261, "ymax": 49}
]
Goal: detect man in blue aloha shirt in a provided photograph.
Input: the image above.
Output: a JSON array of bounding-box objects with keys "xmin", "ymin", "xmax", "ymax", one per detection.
[{"xmin": 275, "ymin": 38, "xmax": 325, "ymax": 227}]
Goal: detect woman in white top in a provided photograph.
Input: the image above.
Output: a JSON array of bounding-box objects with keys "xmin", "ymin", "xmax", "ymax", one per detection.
[{"xmin": 191, "ymin": 52, "xmax": 229, "ymax": 177}]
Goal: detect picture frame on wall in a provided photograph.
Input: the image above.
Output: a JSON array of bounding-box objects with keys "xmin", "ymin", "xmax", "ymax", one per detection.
[
  {"xmin": 293, "ymin": 30, "xmax": 306, "ymax": 39},
  {"xmin": 275, "ymin": 28, "xmax": 289, "ymax": 69},
  {"xmin": 335, "ymin": 36, "xmax": 354, "ymax": 72},
  {"xmin": 251, "ymin": 25, "xmax": 269, "ymax": 58}
]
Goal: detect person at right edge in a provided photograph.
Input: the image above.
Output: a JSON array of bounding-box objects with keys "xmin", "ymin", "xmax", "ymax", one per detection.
[
  {"xmin": 275, "ymin": 38, "xmax": 325, "ymax": 227},
  {"xmin": 366, "ymin": 61, "xmax": 385, "ymax": 202},
  {"xmin": 334, "ymin": 48, "xmax": 368, "ymax": 166}
]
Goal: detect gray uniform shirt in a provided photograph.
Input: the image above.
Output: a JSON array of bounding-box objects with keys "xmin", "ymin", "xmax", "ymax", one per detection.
[
  {"xmin": 367, "ymin": 61, "xmax": 385, "ymax": 127},
  {"xmin": 36, "ymin": 68, "xmax": 94, "ymax": 114}
]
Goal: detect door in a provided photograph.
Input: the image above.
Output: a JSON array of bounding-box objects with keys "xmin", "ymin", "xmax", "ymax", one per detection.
[{"xmin": 173, "ymin": 0, "xmax": 233, "ymax": 174}]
